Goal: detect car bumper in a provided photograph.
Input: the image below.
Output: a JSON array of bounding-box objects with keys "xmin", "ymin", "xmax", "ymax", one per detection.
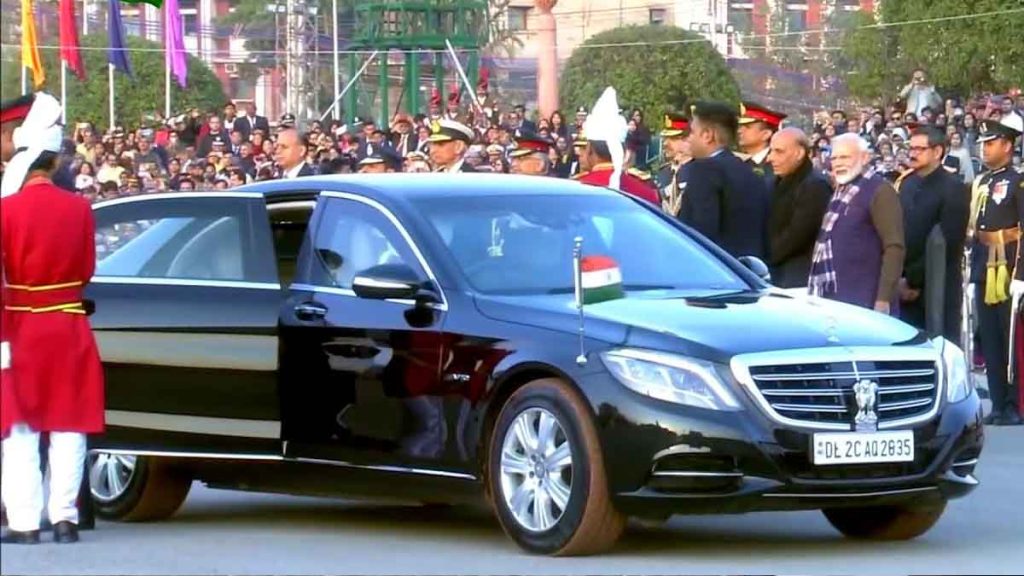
[{"xmin": 585, "ymin": 372, "xmax": 984, "ymax": 515}]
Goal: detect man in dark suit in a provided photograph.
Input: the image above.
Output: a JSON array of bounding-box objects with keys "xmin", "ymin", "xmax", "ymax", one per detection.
[
  {"xmin": 898, "ymin": 124, "xmax": 969, "ymax": 342},
  {"xmin": 766, "ymin": 128, "xmax": 833, "ymax": 288},
  {"xmin": 275, "ymin": 128, "xmax": 316, "ymax": 179},
  {"xmin": 678, "ymin": 101, "xmax": 771, "ymax": 260},
  {"xmin": 235, "ymin": 102, "xmax": 270, "ymax": 140}
]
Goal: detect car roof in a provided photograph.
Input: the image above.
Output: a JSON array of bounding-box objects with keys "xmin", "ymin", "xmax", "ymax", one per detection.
[{"xmin": 235, "ymin": 173, "xmax": 620, "ymax": 204}]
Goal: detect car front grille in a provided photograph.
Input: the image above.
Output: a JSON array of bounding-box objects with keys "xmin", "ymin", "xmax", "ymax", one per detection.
[{"xmin": 731, "ymin": 348, "xmax": 943, "ymax": 431}]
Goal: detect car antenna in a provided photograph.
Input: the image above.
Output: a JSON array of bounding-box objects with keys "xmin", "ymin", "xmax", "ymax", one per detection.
[{"xmin": 573, "ymin": 236, "xmax": 587, "ymax": 366}]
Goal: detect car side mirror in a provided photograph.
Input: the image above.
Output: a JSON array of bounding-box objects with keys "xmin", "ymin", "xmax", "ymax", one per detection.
[
  {"xmin": 352, "ymin": 263, "xmax": 436, "ymax": 303},
  {"xmin": 738, "ymin": 256, "xmax": 771, "ymax": 283}
]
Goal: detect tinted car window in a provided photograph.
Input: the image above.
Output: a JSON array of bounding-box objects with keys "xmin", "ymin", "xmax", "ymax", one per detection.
[
  {"xmin": 93, "ymin": 196, "xmax": 276, "ymax": 283},
  {"xmin": 309, "ymin": 197, "xmax": 424, "ymax": 289},
  {"xmin": 414, "ymin": 194, "xmax": 747, "ymax": 296}
]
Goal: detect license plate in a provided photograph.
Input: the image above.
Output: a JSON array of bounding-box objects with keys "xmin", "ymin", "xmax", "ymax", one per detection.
[{"xmin": 811, "ymin": 430, "xmax": 914, "ymax": 466}]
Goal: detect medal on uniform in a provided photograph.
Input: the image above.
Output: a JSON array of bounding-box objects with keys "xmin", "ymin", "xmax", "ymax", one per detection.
[{"xmin": 993, "ymin": 181, "xmax": 1009, "ymax": 205}]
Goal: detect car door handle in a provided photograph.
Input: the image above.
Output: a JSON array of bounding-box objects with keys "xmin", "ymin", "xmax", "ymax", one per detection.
[{"xmin": 294, "ymin": 302, "xmax": 328, "ymax": 320}]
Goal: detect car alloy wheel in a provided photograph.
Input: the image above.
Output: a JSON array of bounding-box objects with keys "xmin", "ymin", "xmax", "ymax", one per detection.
[
  {"xmin": 487, "ymin": 378, "xmax": 626, "ymax": 556},
  {"xmin": 499, "ymin": 407, "xmax": 574, "ymax": 533},
  {"xmin": 89, "ymin": 453, "xmax": 137, "ymax": 503}
]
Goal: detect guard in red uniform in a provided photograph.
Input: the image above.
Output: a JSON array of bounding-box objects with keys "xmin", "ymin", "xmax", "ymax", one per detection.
[
  {"xmin": 1, "ymin": 92, "xmax": 105, "ymax": 545},
  {"xmin": 0, "ymin": 93, "xmax": 37, "ymax": 532},
  {"xmin": 573, "ymin": 87, "xmax": 660, "ymax": 206}
]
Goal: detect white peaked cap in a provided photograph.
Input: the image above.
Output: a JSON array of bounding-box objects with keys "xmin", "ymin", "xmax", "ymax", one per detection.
[
  {"xmin": 581, "ymin": 87, "xmax": 628, "ymax": 191},
  {"xmin": 1, "ymin": 92, "xmax": 64, "ymax": 198}
]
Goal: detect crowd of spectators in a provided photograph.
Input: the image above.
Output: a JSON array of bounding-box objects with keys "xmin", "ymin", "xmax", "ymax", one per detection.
[{"xmin": 806, "ymin": 70, "xmax": 1023, "ymax": 185}]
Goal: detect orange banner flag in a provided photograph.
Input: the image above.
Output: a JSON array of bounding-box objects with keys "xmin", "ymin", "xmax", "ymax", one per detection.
[{"xmin": 21, "ymin": 0, "xmax": 45, "ymax": 88}]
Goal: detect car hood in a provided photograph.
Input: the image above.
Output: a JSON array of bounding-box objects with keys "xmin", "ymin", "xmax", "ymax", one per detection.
[{"xmin": 474, "ymin": 289, "xmax": 924, "ymax": 363}]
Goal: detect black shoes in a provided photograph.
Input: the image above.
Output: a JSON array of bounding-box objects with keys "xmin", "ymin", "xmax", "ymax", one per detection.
[
  {"xmin": 52, "ymin": 521, "xmax": 79, "ymax": 544},
  {"xmin": 1, "ymin": 529, "xmax": 41, "ymax": 545},
  {"xmin": 986, "ymin": 407, "xmax": 1024, "ymax": 426}
]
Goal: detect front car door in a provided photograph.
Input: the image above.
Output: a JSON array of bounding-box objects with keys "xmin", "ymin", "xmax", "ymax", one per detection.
[
  {"xmin": 280, "ymin": 191, "xmax": 465, "ymax": 473},
  {"xmin": 87, "ymin": 192, "xmax": 283, "ymax": 456}
]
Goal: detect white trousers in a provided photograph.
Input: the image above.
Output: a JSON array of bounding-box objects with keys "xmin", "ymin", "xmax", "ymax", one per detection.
[{"xmin": 1, "ymin": 423, "xmax": 86, "ymax": 531}]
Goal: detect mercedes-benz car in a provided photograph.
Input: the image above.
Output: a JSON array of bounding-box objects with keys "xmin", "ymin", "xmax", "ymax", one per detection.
[{"xmin": 85, "ymin": 174, "xmax": 983, "ymax": 556}]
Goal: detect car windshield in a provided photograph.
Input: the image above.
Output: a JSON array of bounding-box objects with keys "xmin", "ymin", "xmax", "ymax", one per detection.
[{"xmin": 413, "ymin": 193, "xmax": 749, "ymax": 297}]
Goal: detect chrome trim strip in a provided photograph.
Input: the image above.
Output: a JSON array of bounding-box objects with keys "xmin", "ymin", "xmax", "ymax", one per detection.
[
  {"xmin": 353, "ymin": 276, "xmax": 414, "ymax": 290},
  {"xmin": 89, "ymin": 448, "xmax": 284, "ymax": 461},
  {"xmin": 880, "ymin": 383, "xmax": 937, "ymax": 394},
  {"xmin": 751, "ymin": 368, "xmax": 935, "ymax": 381},
  {"xmin": 267, "ymin": 200, "xmax": 317, "ymax": 212},
  {"xmin": 650, "ymin": 471, "xmax": 743, "ymax": 478},
  {"xmin": 730, "ymin": 346, "xmax": 944, "ymax": 432},
  {"xmin": 294, "ymin": 457, "xmax": 476, "ymax": 480},
  {"xmin": 92, "ymin": 191, "xmax": 265, "ymax": 210},
  {"xmin": 761, "ymin": 389, "xmax": 846, "ymax": 397},
  {"xmin": 762, "ymin": 486, "xmax": 938, "ymax": 499},
  {"xmin": 772, "ymin": 403, "xmax": 847, "ymax": 413},
  {"xmin": 651, "ymin": 445, "xmax": 712, "ymax": 460},
  {"xmin": 319, "ymin": 191, "xmax": 449, "ymax": 310},
  {"xmin": 91, "ymin": 276, "xmax": 282, "ymax": 290},
  {"xmin": 105, "ymin": 410, "xmax": 281, "ymax": 439},
  {"xmin": 878, "ymin": 398, "xmax": 933, "ymax": 412},
  {"xmin": 96, "ymin": 333, "xmax": 279, "ymax": 371},
  {"xmin": 952, "ymin": 458, "xmax": 979, "ymax": 467}
]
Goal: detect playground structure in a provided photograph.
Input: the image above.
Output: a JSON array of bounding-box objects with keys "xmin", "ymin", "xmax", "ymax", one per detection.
[{"xmin": 340, "ymin": 0, "xmax": 490, "ymax": 126}]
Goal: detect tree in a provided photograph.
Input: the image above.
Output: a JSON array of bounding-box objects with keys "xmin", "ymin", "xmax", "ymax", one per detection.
[
  {"xmin": 560, "ymin": 25, "xmax": 740, "ymax": 118},
  {"xmin": 1, "ymin": 34, "xmax": 227, "ymax": 131},
  {"xmin": 842, "ymin": 0, "xmax": 1024, "ymax": 101}
]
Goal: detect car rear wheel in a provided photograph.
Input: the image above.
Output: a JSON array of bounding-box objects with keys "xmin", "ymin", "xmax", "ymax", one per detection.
[
  {"xmin": 487, "ymin": 378, "xmax": 626, "ymax": 556},
  {"xmin": 89, "ymin": 453, "xmax": 192, "ymax": 521},
  {"xmin": 822, "ymin": 500, "xmax": 947, "ymax": 540}
]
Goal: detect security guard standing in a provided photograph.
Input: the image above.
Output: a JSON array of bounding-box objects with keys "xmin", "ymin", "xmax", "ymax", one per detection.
[
  {"xmin": 737, "ymin": 101, "xmax": 786, "ymax": 187},
  {"xmin": 969, "ymin": 116, "xmax": 1024, "ymax": 426},
  {"xmin": 509, "ymin": 130, "xmax": 554, "ymax": 176},
  {"xmin": 658, "ymin": 112, "xmax": 691, "ymax": 217}
]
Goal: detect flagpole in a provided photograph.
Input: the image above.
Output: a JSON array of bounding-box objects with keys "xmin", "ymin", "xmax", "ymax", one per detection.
[
  {"xmin": 82, "ymin": 0, "xmax": 88, "ymax": 34},
  {"xmin": 21, "ymin": 66, "xmax": 27, "ymax": 95},
  {"xmin": 164, "ymin": 3, "xmax": 171, "ymax": 119},
  {"xmin": 332, "ymin": 0, "xmax": 339, "ymax": 121},
  {"xmin": 61, "ymin": 61, "xmax": 68, "ymax": 123},
  {"xmin": 108, "ymin": 62, "xmax": 115, "ymax": 129}
]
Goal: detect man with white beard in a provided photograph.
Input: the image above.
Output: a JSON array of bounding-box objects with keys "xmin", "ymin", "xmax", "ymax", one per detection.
[{"xmin": 808, "ymin": 133, "xmax": 905, "ymax": 314}]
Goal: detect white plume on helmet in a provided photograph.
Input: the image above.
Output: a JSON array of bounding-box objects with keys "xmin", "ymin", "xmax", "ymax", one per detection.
[
  {"xmin": 1, "ymin": 92, "xmax": 64, "ymax": 198},
  {"xmin": 581, "ymin": 87, "xmax": 628, "ymax": 190}
]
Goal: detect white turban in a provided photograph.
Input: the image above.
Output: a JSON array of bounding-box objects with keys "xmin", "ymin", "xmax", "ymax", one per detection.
[
  {"xmin": 581, "ymin": 87, "xmax": 628, "ymax": 190},
  {"xmin": 1, "ymin": 92, "xmax": 64, "ymax": 198}
]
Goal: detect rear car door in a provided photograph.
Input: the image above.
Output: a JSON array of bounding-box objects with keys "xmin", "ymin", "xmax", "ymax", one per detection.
[
  {"xmin": 279, "ymin": 192, "xmax": 460, "ymax": 471},
  {"xmin": 87, "ymin": 192, "xmax": 283, "ymax": 456}
]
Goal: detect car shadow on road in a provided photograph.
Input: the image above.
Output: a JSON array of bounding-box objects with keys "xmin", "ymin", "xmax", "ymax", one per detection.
[{"xmin": 146, "ymin": 493, "xmax": 944, "ymax": 556}]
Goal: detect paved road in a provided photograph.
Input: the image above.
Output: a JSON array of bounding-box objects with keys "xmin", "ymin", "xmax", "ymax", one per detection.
[{"xmin": 3, "ymin": 427, "xmax": 1021, "ymax": 575}]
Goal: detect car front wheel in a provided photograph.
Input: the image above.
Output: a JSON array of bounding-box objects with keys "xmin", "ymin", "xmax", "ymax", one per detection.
[
  {"xmin": 823, "ymin": 500, "xmax": 947, "ymax": 540},
  {"xmin": 487, "ymin": 378, "xmax": 626, "ymax": 556},
  {"xmin": 89, "ymin": 453, "xmax": 192, "ymax": 521}
]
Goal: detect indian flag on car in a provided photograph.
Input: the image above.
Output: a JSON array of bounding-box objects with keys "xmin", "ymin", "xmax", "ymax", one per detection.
[{"xmin": 578, "ymin": 255, "xmax": 624, "ymax": 305}]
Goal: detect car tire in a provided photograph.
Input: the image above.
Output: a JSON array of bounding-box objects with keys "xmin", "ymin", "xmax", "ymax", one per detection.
[
  {"xmin": 487, "ymin": 378, "xmax": 626, "ymax": 556},
  {"xmin": 90, "ymin": 454, "xmax": 192, "ymax": 522},
  {"xmin": 822, "ymin": 500, "xmax": 947, "ymax": 540}
]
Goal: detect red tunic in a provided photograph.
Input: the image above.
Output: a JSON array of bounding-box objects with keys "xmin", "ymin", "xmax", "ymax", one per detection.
[
  {"xmin": 0, "ymin": 178, "xmax": 105, "ymax": 437},
  {"xmin": 577, "ymin": 164, "xmax": 660, "ymax": 205}
]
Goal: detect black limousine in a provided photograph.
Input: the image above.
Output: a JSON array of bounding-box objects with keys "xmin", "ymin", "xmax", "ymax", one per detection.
[{"xmin": 85, "ymin": 174, "xmax": 983, "ymax": 555}]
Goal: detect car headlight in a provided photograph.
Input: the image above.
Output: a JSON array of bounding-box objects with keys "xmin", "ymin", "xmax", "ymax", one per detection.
[
  {"xmin": 600, "ymin": 349, "xmax": 742, "ymax": 411},
  {"xmin": 932, "ymin": 337, "xmax": 972, "ymax": 403}
]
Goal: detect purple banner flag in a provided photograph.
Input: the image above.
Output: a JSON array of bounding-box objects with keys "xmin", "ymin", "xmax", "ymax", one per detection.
[{"xmin": 164, "ymin": 0, "xmax": 187, "ymax": 87}]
